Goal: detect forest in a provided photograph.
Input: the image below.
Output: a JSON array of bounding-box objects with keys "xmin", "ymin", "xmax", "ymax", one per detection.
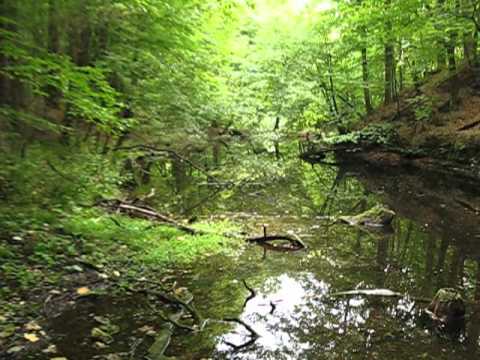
[{"xmin": 1, "ymin": 0, "xmax": 480, "ymax": 359}]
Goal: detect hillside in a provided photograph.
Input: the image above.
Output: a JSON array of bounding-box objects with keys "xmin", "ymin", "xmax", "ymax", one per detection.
[{"xmin": 367, "ymin": 65, "xmax": 480, "ymax": 161}]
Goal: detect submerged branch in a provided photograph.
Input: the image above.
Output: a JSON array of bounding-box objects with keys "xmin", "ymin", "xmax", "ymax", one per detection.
[
  {"xmin": 330, "ymin": 289, "xmax": 430, "ymax": 303},
  {"xmin": 222, "ymin": 317, "xmax": 260, "ymax": 352},
  {"xmin": 242, "ymin": 280, "xmax": 256, "ymax": 309}
]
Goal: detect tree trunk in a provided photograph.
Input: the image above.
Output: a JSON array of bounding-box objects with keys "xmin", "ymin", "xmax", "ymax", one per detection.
[
  {"xmin": 361, "ymin": 47, "xmax": 373, "ymax": 114},
  {"xmin": 384, "ymin": 44, "xmax": 395, "ymax": 105},
  {"xmin": 69, "ymin": 2, "xmax": 91, "ymax": 66},
  {"xmin": 447, "ymin": 35, "xmax": 457, "ymax": 72},
  {"xmin": 464, "ymin": 31, "xmax": 475, "ymax": 66},
  {"xmin": 46, "ymin": 0, "xmax": 62, "ymax": 109},
  {"xmin": 384, "ymin": 0, "xmax": 395, "ymax": 105},
  {"xmin": 398, "ymin": 40, "xmax": 405, "ymax": 92},
  {"xmin": 436, "ymin": 0, "xmax": 447, "ymax": 71},
  {"xmin": 0, "ymin": 0, "xmax": 11, "ymax": 106},
  {"xmin": 466, "ymin": 261, "xmax": 480, "ymax": 354},
  {"xmin": 273, "ymin": 117, "xmax": 281, "ymax": 160},
  {"xmin": 327, "ymin": 53, "xmax": 339, "ymax": 115}
]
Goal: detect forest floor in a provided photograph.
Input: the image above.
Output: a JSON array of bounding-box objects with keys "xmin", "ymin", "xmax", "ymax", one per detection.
[
  {"xmin": 0, "ymin": 199, "xmax": 243, "ymax": 359},
  {"xmin": 367, "ymin": 64, "xmax": 480, "ymax": 155},
  {"xmin": 315, "ymin": 64, "xmax": 480, "ymax": 181}
]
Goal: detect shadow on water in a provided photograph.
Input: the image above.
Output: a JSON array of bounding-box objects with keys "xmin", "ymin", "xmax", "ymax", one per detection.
[{"xmin": 48, "ymin": 160, "xmax": 480, "ymax": 359}]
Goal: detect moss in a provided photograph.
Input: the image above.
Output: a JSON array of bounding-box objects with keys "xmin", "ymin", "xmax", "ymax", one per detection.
[
  {"xmin": 340, "ymin": 205, "xmax": 395, "ymax": 226},
  {"xmin": 62, "ymin": 210, "xmax": 242, "ymax": 266}
]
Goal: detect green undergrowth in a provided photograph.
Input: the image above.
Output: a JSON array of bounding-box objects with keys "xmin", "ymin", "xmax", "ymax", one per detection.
[
  {"xmin": 324, "ymin": 123, "xmax": 399, "ymax": 147},
  {"xmin": 0, "ymin": 144, "xmax": 243, "ymax": 310},
  {"xmin": 63, "ymin": 209, "xmax": 242, "ymax": 266},
  {"xmin": 0, "ymin": 208, "xmax": 242, "ymax": 295}
]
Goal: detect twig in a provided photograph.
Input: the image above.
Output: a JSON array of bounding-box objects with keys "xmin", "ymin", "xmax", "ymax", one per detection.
[
  {"xmin": 457, "ymin": 118, "xmax": 480, "ymax": 132},
  {"xmin": 455, "ymin": 198, "xmax": 480, "ymax": 214},
  {"xmin": 269, "ymin": 301, "xmax": 276, "ymax": 315}
]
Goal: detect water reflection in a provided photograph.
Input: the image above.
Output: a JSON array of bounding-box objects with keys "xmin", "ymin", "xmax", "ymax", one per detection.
[
  {"xmin": 216, "ymin": 274, "xmax": 328, "ymax": 359},
  {"xmin": 167, "ymin": 161, "xmax": 480, "ymax": 359}
]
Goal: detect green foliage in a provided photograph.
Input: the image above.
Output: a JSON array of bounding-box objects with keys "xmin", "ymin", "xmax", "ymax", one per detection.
[
  {"xmin": 325, "ymin": 123, "xmax": 399, "ymax": 147},
  {"xmin": 0, "ymin": 29, "xmax": 124, "ymax": 133},
  {"xmin": 406, "ymin": 94, "xmax": 433, "ymax": 122}
]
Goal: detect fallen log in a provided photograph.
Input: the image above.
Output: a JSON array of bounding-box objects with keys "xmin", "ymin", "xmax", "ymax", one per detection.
[{"xmin": 99, "ymin": 200, "xmax": 203, "ymax": 235}]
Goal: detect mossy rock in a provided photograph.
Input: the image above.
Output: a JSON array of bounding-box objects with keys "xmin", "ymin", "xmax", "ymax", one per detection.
[
  {"xmin": 427, "ymin": 288, "xmax": 465, "ymax": 323},
  {"xmin": 339, "ymin": 205, "xmax": 395, "ymax": 227},
  {"xmin": 433, "ymin": 288, "xmax": 463, "ymax": 303}
]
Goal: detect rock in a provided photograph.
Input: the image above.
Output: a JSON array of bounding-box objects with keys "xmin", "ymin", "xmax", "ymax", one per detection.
[
  {"xmin": 427, "ymin": 288, "xmax": 465, "ymax": 322},
  {"xmin": 147, "ymin": 325, "xmax": 174, "ymax": 360},
  {"xmin": 339, "ymin": 205, "xmax": 395, "ymax": 227},
  {"xmin": 424, "ymin": 288, "xmax": 466, "ymax": 336}
]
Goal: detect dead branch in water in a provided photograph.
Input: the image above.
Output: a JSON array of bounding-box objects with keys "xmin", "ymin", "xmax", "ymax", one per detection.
[
  {"xmin": 222, "ymin": 317, "xmax": 260, "ymax": 352},
  {"xmin": 247, "ymin": 235, "xmax": 306, "ymax": 251}
]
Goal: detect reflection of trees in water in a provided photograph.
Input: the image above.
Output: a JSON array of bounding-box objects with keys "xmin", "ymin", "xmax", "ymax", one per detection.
[{"xmin": 467, "ymin": 261, "xmax": 480, "ymax": 356}]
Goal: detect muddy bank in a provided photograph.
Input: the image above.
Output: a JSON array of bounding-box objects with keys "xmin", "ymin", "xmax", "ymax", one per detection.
[
  {"xmin": 341, "ymin": 163, "xmax": 480, "ymax": 255},
  {"xmin": 336, "ymin": 146, "xmax": 480, "ymax": 183}
]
